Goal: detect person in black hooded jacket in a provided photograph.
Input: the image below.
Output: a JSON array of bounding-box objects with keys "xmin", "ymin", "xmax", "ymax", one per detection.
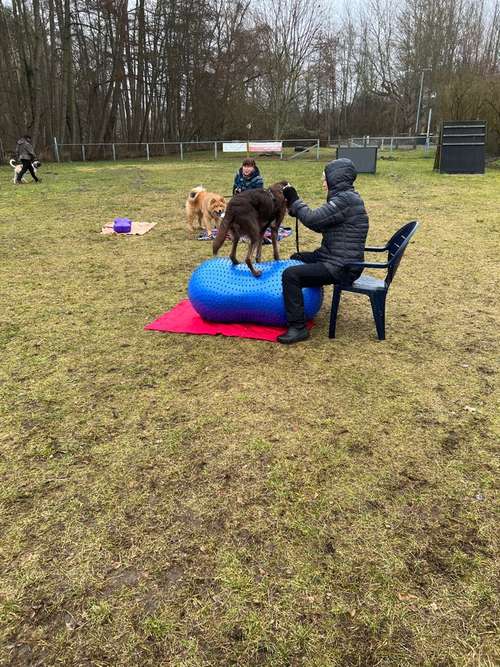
[{"xmin": 278, "ymin": 158, "xmax": 369, "ymax": 344}]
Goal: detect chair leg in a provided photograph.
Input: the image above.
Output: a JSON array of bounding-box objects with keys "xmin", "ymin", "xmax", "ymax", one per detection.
[
  {"xmin": 329, "ymin": 285, "xmax": 342, "ymax": 338},
  {"xmin": 369, "ymin": 292, "xmax": 387, "ymax": 340}
]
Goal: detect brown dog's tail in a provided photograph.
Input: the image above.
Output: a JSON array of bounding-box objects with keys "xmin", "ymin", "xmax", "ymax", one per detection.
[{"xmin": 212, "ymin": 214, "xmax": 231, "ymax": 255}]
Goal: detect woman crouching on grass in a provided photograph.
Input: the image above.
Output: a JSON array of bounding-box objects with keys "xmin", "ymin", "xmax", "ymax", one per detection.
[{"xmin": 232, "ymin": 158, "xmax": 264, "ymax": 195}]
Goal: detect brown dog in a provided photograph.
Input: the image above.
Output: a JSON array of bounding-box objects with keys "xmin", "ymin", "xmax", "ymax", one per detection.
[
  {"xmin": 212, "ymin": 182, "xmax": 288, "ymax": 277},
  {"xmin": 186, "ymin": 186, "xmax": 226, "ymax": 236}
]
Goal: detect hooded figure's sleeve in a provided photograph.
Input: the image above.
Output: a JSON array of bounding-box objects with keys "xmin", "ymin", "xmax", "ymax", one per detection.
[{"xmin": 289, "ymin": 195, "xmax": 345, "ymax": 232}]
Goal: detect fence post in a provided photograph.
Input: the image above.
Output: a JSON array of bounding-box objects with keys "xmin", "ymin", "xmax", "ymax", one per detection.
[
  {"xmin": 381, "ymin": 138, "xmax": 385, "ymax": 151},
  {"xmin": 146, "ymin": 143, "xmax": 150, "ymax": 160},
  {"xmin": 81, "ymin": 144, "xmax": 86, "ymax": 161},
  {"xmin": 53, "ymin": 137, "xmax": 60, "ymax": 162},
  {"xmin": 390, "ymin": 137, "xmax": 394, "ymax": 153},
  {"xmin": 180, "ymin": 143, "xmax": 183, "ymax": 161},
  {"xmin": 112, "ymin": 144, "xmax": 116, "ymax": 161},
  {"xmin": 214, "ymin": 141, "xmax": 218, "ymax": 160},
  {"xmin": 316, "ymin": 139, "xmax": 320, "ymax": 160},
  {"xmin": 425, "ymin": 108, "xmax": 432, "ymax": 154}
]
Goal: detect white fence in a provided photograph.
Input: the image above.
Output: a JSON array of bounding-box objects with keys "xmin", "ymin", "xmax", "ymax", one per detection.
[
  {"xmin": 343, "ymin": 135, "xmax": 436, "ymax": 150},
  {"xmin": 52, "ymin": 138, "xmax": 320, "ymax": 162}
]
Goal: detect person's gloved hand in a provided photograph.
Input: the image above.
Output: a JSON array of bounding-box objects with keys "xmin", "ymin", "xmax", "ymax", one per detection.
[
  {"xmin": 233, "ymin": 187, "xmax": 242, "ymax": 195},
  {"xmin": 283, "ymin": 184, "xmax": 299, "ymax": 206}
]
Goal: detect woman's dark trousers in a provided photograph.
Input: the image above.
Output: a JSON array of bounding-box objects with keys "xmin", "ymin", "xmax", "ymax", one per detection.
[{"xmin": 282, "ymin": 252, "xmax": 341, "ymax": 328}]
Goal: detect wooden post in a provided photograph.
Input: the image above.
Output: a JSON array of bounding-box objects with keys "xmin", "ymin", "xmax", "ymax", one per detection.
[
  {"xmin": 81, "ymin": 144, "xmax": 86, "ymax": 161},
  {"xmin": 180, "ymin": 143, "xmax": 183, "ymax": 160},
  {"xmin": 112, "ymin": 144, "xmax": 116, "ymax": 161}
]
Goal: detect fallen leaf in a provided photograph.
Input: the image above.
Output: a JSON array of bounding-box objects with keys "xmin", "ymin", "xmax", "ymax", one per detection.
[{"xmin": 397, "ymin": 592, "xmax": 419, "ymax": 602}]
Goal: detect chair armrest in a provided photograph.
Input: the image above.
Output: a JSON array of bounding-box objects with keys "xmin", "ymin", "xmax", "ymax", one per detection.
[
  {"xmin": 345, "ymin": 261, "xmax": 389, "ymax": 269},
  {"xmin": 364, "ymin": 245, "xmax": 387, "ymax": 252}
]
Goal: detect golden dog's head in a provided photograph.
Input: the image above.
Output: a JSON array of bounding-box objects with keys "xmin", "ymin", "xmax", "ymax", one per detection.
[{"xmin": 207, "ymin": 194, "xmax": 226, "ymax": 221}]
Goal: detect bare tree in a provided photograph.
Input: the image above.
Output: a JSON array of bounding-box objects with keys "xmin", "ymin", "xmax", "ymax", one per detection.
[{"xmin": 253, "ymin": 0, "xmax": 324, "ymax": 137}]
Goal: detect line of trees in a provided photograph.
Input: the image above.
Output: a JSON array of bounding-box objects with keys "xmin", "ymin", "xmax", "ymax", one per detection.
[{"xmin": 0, "ymin": 0, "xmax": 499, "ymax": 158}]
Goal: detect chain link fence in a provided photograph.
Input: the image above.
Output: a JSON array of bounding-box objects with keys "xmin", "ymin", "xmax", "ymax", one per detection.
[
  {"xmin": 51, "ymin": 138, "xmax": 321, "ymax": 162},
  {"xmin": 340, "ymin": 135, "xmax": 436, "ymax": 150},
  {"xmin": 0, "ymin": 135, "xmax": 437, "ymax": 164}
]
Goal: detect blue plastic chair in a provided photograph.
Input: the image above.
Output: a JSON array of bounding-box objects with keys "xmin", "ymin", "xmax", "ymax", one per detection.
[{"xmin": 329, "ymin": 220, "xmax": 419, "ymax": 340}]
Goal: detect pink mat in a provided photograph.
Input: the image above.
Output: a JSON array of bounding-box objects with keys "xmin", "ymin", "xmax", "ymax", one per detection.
[{"xmin": 145, "ymin": 299, "xmax": 314, "ymax": 342}]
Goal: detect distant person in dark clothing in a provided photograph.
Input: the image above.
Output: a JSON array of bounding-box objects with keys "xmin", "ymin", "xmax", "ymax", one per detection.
[
  {"xmin": 15, "ymin": 134, "xmax": 40, "ymax": 184},
  {"xmin": 278, "ymin": 158, "xmax": 369, "ymax": 344},
  {"xmin": 232, "ymin": 158, "xmax": 263, "ymax": 195}
]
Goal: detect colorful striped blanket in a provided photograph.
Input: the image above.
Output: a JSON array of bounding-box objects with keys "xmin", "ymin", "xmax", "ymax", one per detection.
[{"xmin": 196, "ymin": 226, "xmax": 293, "ymax": 244}]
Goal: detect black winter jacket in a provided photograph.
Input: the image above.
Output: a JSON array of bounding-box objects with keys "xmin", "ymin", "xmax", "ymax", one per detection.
[{"xmin": 289, "ymin": 158, "xmax": 369, "ymax": 279}]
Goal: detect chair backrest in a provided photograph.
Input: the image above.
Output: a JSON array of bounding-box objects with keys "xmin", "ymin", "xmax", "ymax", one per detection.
[{"xmin": 385, "ymin": 220, "xmax": 419, "ymax": 286}]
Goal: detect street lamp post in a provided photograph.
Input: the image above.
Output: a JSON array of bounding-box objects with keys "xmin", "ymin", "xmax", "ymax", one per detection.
[{"xmin": 415, "ymin": 68, "xmax": 431, "ymax": 135}]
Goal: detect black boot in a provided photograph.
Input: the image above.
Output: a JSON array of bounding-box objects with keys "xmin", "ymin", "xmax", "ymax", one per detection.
[{"xmin": 277, "ymin": 326, "xmax": 310, "ymax": 344}]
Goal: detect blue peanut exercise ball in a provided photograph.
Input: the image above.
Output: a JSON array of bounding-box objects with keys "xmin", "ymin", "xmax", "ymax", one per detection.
[{"xmin": 188, "ymin": 258, "xmax": 323, "ymax": 326}]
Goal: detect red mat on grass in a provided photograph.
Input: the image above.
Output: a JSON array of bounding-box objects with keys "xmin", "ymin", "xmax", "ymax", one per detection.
[{"xmin": 145, "ymin": 299, "xmax": 314, "ymax": 342}]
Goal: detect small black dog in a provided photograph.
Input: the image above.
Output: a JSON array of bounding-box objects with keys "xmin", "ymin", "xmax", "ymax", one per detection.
[{"xmin": 212, "ymin": 181, "xmax": 288, "ymax": 277}]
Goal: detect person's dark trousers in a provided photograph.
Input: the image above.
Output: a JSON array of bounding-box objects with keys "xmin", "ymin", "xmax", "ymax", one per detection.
[
  {"xmin": 283, "ymin": 254, "xmax": 345, "ymax": 328},
  {"xmin": 16, "ymin": 159, "xmax": 38, "ymax": 183}
]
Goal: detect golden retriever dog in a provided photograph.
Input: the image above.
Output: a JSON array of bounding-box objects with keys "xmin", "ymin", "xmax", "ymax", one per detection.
[{"xmin": 185, "ymin": 186, "xmax": 226, "ymax": 236}]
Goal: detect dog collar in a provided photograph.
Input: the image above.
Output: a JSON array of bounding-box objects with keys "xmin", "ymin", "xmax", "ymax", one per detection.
[{"xmin": 266, "ymin": 188, "xmax": 276, "ymax": 203}]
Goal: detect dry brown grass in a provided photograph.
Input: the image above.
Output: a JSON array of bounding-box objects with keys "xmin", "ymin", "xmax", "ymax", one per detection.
[{"xmin": 0, "ymin": 151, "xmax": 498, "ymax": 666}]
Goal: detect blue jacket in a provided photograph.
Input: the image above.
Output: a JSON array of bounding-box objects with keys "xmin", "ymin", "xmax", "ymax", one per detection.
[{"xmin": 232, "ymin": 166, "xmax": 264, "ymax": 194}]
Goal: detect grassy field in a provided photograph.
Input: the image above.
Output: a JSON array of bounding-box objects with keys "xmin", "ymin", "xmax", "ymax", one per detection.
[{"xmin": 0, "ymin": 151, "xmax": 498, "ymax": 666}]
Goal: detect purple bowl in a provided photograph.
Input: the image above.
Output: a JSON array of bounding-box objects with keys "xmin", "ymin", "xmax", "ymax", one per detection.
[{"xmin": 113, "ymin": 217, "xmax": 132, "ymax": 233}]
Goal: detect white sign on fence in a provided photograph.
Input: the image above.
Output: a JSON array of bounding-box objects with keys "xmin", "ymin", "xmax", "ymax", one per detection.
[
  {"xmin": 249, "ymin": 141, "xmax": 282, "ymax": 153},
  {"xmin": 222, "ymin": 142, "xmax": 247, "ymax": 152}
]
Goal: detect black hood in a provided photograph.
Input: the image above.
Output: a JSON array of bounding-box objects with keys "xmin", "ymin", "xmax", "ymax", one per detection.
[{"xmin": 324, "ymin": 158, "xmax": 357, "ymax": 194}]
